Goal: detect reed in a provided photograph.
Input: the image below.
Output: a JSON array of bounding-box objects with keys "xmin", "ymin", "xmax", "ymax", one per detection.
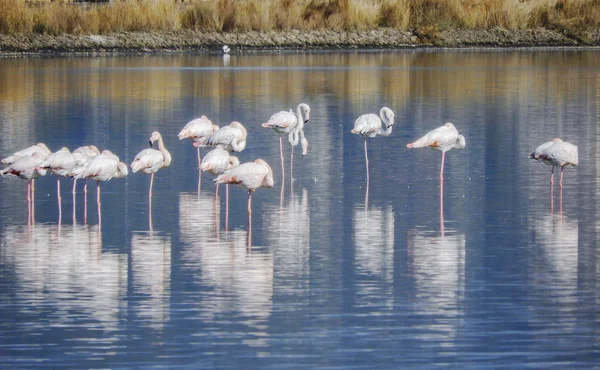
[{"xmin": 0, "ymin": 0, "xmax": 597, "ymax": 35}]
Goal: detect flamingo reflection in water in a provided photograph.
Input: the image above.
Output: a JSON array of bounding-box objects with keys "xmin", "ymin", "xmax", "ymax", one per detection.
[
  {"xmin": 131, "ymin": 231, "xmax": 172, "ymax": 331},
  {"xmin": 406, "ymin": 122, "xmax": 466, "ymax": 233},
  {"xmin": 407, "ymin": 228, "xmax": 465, "ymax": 343},
  {"xmin": 179, "ymin": 192, "xmax": 221, "ymax": 243},
  {"xmin": 0, "ymin": 223, "xmax": 127, "ymax": 331},
  {"xmin": 353, "ymin": 204, "xmax": 395, "ymax": 306}
]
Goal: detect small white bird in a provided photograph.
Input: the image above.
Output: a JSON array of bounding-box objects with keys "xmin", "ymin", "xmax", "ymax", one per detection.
[
  {"xmin": 530, "ymin": 138, "xmax": 578, "ymax": 188},
  {"xmin": 351, "ymin": 107, "xmax": 395, "ymax": 183},
  {"xmin": 262, "ymin": 103, "xmax": 310, "ymax": 179},
  {"xmin": 2, "ymin": 143, "xmax": 51, "ymax": 165},
  {"xmin": 207, "ymin": 121, "xmax": 247, "ymax": 152},
  {"xmin": 215, "ymin": 159, "xmax": 274, "ymax": 247},
  {"xmin": 406, "ymin": 122, "xmax": 466, "ymax": 179},
  {"xmin": 222, "ymin": 45, "xmax": 230, "ymax": 54},
  {"xmin": 131, "ymin": 131, "xmax": 172, "ymax": 199},
  {"xmin": 1, "ymin": 152, "xmax": 48, "ymax": 224}
]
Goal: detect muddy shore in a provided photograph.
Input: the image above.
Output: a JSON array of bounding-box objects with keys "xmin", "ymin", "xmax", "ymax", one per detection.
[{"xmin": 0, "ymin": 28, "xmax": 599, "ymax": 54}]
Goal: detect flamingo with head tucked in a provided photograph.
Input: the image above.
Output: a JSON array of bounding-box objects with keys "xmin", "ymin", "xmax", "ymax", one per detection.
[
  {"xmin": 37, "ymin": 147, "xmax": 77, "ymax": 222},
  {"xmin": 351, "ymin": 107, "xmax": 395, "ymax": 184},
  {"xmin": 530, "ymin": 138, "xmax": 578, "ymax": 189},
  {"xmin": 1, "ymin": 152, "xmax": 47, "ymax": 224},
  {"xmin": 215, "ymin": 159, "xmax": 274, "ymax": 247},
  {"xmin": 406, "ymin": 122, "xmax": 466, "ymax": 234},
  {"xmin": 179, "ymin": 115, "xmax": 219, "ymax": 193},
  {"xmin": 207, "ymin": 121, "xmax": 247, "ymax": 152}
]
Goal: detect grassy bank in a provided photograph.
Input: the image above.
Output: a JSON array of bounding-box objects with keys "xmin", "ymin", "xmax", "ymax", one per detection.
[{"xmin": 0, "ymin": 0, "xmax": 598, "ymax": 39}]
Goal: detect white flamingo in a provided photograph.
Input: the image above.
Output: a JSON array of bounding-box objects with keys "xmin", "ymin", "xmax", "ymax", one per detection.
[
  {"xmin": 351, "ymin": 107, "xmax": 395, "ymax": 183},
  {"xmin": 215, "ymin": 159, "xmax": 274, "ymax": 247},
  {"xmin": 530, "ymin": 138, "xmax": 578, "ymax": 189},
  {"xmin": 37, "ymin": 147, "xmax": 77, "ymax": 222},
  {"xmin": 73, "ymin": 150, "xmax": 128, "ymax": 226},
  {"xmin": 130, "ymin": 131, "xmax": 172, "ymax": 201},
  {"xmin": 1, "ymin": 152, "xmax": 47, "ymax": 224},
  {"xmin": 262, "ymin": 103, "xmax": 310, "ymax": 180},
  {"xmin": 178, "ymin": 115, "xmax": 219, "ymax": 193},
  {"xmin": 406, "ymin": 122, "xmax": 466, "ymax": 234},
  {"xmin": 2, "ymin": 143, "xmax": 51, "ymax": 164},
  {"xmin": 200, "ymin": 147, "xmax": 240, "ymax": 230},
  {"xmin": 71, "ymin": 145, "xmax": 101, "ymax": 222},
  {"xmin": 207, "ymin": 121, "xmax": 247, "ymax": 152}
]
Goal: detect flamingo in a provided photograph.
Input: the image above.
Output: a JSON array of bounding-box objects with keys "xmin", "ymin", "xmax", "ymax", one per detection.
[
  {"xmin": 2, "ymin": 143, "xmax": 51, "ymax": 164},
  {"xmin": 200, "ymin": 146, "xmax": 240, "ymax": 230},
  {"xmin": 130, "ymin": 131, "xmax": 172, "ymax": 201},
  {"xmin": 215, "ymin": 159, "xmax": 274, "ymax": 247},
  {"xmin": 178, "ymin": 115, "xmax": 219, "ymax": 193},
  {"xmin": 73, "ymin": 150, "xmax": 128, "ymax": 226},
  {"xmin": 262, "ymin": 103, "xmax": 310, "ymax": 180},
  {"xmin": 351, "ymin": 107, "xmax": 395, "ymax": 183},
  {"xmin": 37, "ymin": 147, "xmax": 77, "ymax": 222},
  {"xmin": 1, "ymin": 152, "xmax": 47, "ymax": 224},
  {"xmin": 530, "ymin": 138, "xmax": 578, "ymax": 189},
  {"xmin": 71, "ymin": 145, "xmax": 101, "ymax": 222},
  {"xmin": 207, "ymin": 121, "xmax": 247, "ymax": 152},
  {"xmin": 406, "ymin": 122, "xmax": 466, "ymax": 234}
]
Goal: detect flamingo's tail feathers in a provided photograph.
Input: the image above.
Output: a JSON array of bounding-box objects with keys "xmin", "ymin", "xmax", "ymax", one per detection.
[
  {"xmin": 406, "ymin": 143, "xmax": 415, "ymax": 149},
  {"xmin": 0, "ymin": 167, "xmax": 9, "ymax": 175},
  {"xmin": 130, "ymin": 160, "xmax": 143, "ymax": 173},
  {"xmin": 528, "ymin": 151, "xmax": 536, "ymax": 159},
  {"xmin": 351, "ymin": 129, "xmax": 358, "ymax": 134},
  {"xmin": 1, "ymin": 156, "xmax": 15, "ymax": 164},
  {"xmin": 261, "ymin": 123, "xmax": 272, "ymax": 128}
]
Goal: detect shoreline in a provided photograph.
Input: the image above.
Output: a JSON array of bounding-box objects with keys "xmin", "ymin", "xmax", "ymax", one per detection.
[{"xmin": 0, "ymin": 28, "xmax": 599, "ymax": 55}]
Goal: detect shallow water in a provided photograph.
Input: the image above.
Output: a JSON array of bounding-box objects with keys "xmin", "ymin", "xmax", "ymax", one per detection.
[{"xmin": 0, "ymin": 49, "xmax": 599, "ymax": 368}]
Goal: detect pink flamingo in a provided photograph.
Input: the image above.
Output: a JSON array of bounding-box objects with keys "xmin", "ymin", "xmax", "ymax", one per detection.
[
  {"xmin": 262, "ymin": 103, "xmax": 310, "ymax": 181},
  {"xmin": 351, "ymin": 107, "xmax": 395, "ymax": 184},
  {"xmin": 406, "ymin": 122, "xmax": 466, "ymax": 234},
  {"xmin": 215, "ymin": 159, "xmax": 274, "ymax": 247},
  {"xmin": 71, "ymin": 145, "xmax": 101, "ymax": 223},
  {"xmin": 178, "ymin": 115, "xmax": 219, "ymax": 194}
]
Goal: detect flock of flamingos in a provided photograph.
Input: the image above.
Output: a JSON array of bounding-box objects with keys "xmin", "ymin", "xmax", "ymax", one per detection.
[{"xmin": 1, "ymin": 103, "xmax": 579, "ymax": 244}]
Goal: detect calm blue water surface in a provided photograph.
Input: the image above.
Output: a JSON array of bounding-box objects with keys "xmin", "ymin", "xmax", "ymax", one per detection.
[{"xmin": 0, "ymin": 50, "xmax": 599, "ymax": 368}]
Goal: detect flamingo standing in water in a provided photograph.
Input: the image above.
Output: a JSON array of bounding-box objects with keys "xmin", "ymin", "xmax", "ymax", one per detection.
[
  {"xmin": 530, "ymin": 138, "xmax": 578, "ymax": 213},
  {"xmin": 1, "ymin": 152, "xmax": 47, "ymax": 224},
  {"xmin": 207, "ymin": 121, "xmax": 248, "ymax": 152},
  {"xmin": 2, "ymin": 143, "xmax": 51, "ymax": 221},
  {"xmin": 178, "ymin": 115, "xmax": 219, "ymax": 194},
  {"xmin": 73, "ymin": 150, "xmax": 128, "ymax": 226},
  {"xmin": 262, "ymin": 103, "xmax": 310, "ymax": 181},
  {"xmin": 200, "ymin": 146, "xmax": 240, "ymax": 230},
  {"xmin": 71, "ymin": 145, "xmax": 101, "ymax": 223},
  {"xmin": 351, "ymin": 107, "xmax": 395, "ymax": 184},
  {"xmin": 406, "ymin": 122, "xmax": 466, "ymax": 234},
  {"xmin": 37, "ymin": 147, "xmax": 77, "ymax": 222},
  {"xmin": 215, "ymin": 159, "xmax": 274, "ymax": 247}
]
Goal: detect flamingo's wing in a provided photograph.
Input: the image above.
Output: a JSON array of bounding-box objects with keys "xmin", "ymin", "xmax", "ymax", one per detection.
[
  {"xmin": 215, "ymin": 162, "xmax": 268, "ymax": 190},
  {"xmin": 178, "ymin": 117, "xmax": 213, "ymax": 140},
  {"xmin": 130, "ymin": 149, "xmax": 163, "ymax": 172},
  {"xmin": 200, "ymin": 148, "xmax": 229, "ymax": 174},
  {"xmin": 548, "ymin": 142, "xmax": 579, "ymax": 166},
  {"xmin": 2, "ymin": 145, "xmax": 38, "ymax": 164},
  {"xmin": 352, "ymin": 114, "xmax": 380, "ymax": 136},
  {"xmin": 263, "ymin": 111, "xmax": 297, "ymax": 130},
  {"xmin": 410, "ymin": 125, "xmax": 456, "ymax": 149},
  {"xmin": 531, "ymin": 141, "xmax": 554, "ymax": 160},
  {"xmin": 208, "ymin": 126, "xmax": 241, "ymax": 146}
]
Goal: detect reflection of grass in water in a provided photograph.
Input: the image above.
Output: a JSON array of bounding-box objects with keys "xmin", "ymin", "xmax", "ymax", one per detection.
[{"xmin": 0, "ymin": 0, "xmax": 598, "ymax": 35}]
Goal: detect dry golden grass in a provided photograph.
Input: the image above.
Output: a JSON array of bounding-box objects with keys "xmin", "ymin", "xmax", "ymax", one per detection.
[{"xmin": 0, "ymin": 0, "xmax": 597, "ymax": 35}]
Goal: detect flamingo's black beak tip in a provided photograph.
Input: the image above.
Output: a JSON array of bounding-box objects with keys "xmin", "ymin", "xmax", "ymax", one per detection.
[{"xmin": 149, "ymin": 141, "xmax": 153, "ymax": 148}]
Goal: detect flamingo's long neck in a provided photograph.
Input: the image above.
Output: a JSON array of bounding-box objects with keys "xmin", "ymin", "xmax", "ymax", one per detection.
[
  {"xmin": 156, "ymin": 136, "xmax": 172, "ymax": 167},
  {"xmin": 379, "ymin": 110, "xmax": 393, "ymax": 137}
]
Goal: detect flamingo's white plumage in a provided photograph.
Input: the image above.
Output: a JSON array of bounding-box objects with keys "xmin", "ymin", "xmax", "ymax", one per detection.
[
  {"xmin": 262, "ymin": 103, "xmax": 310, "ymax": 179},
  {"xmin": 131, "ymin": 131, "xmax": 172, "ymax": 198},
  {"xmin": 179, "ymin": 115, "xmax": 219, "ymax": 193},
  {"xmin": 351, "ymin": 107, "xmax": 395, "ymax": 183},
  {"xmin": 530, "ymin": 138, "xmax": 578, "ymax": 189},
  {"xmin": 207, "ymin": 121, "xmax": 247, "ymax": 152},
  {"xmin": 215, "ymin": 159, "xmax": 274, "ymax": 247},
  {"xmin": 1, "ymin": 152, "xmax": 48, "ymax": 223},
  {"xmin": 2, "ymin": 143, "xmax": 51, "ymax": 165},
  {"xmin": 37, "ymin": 147, "xmax": 77, "ymax": 221}
]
